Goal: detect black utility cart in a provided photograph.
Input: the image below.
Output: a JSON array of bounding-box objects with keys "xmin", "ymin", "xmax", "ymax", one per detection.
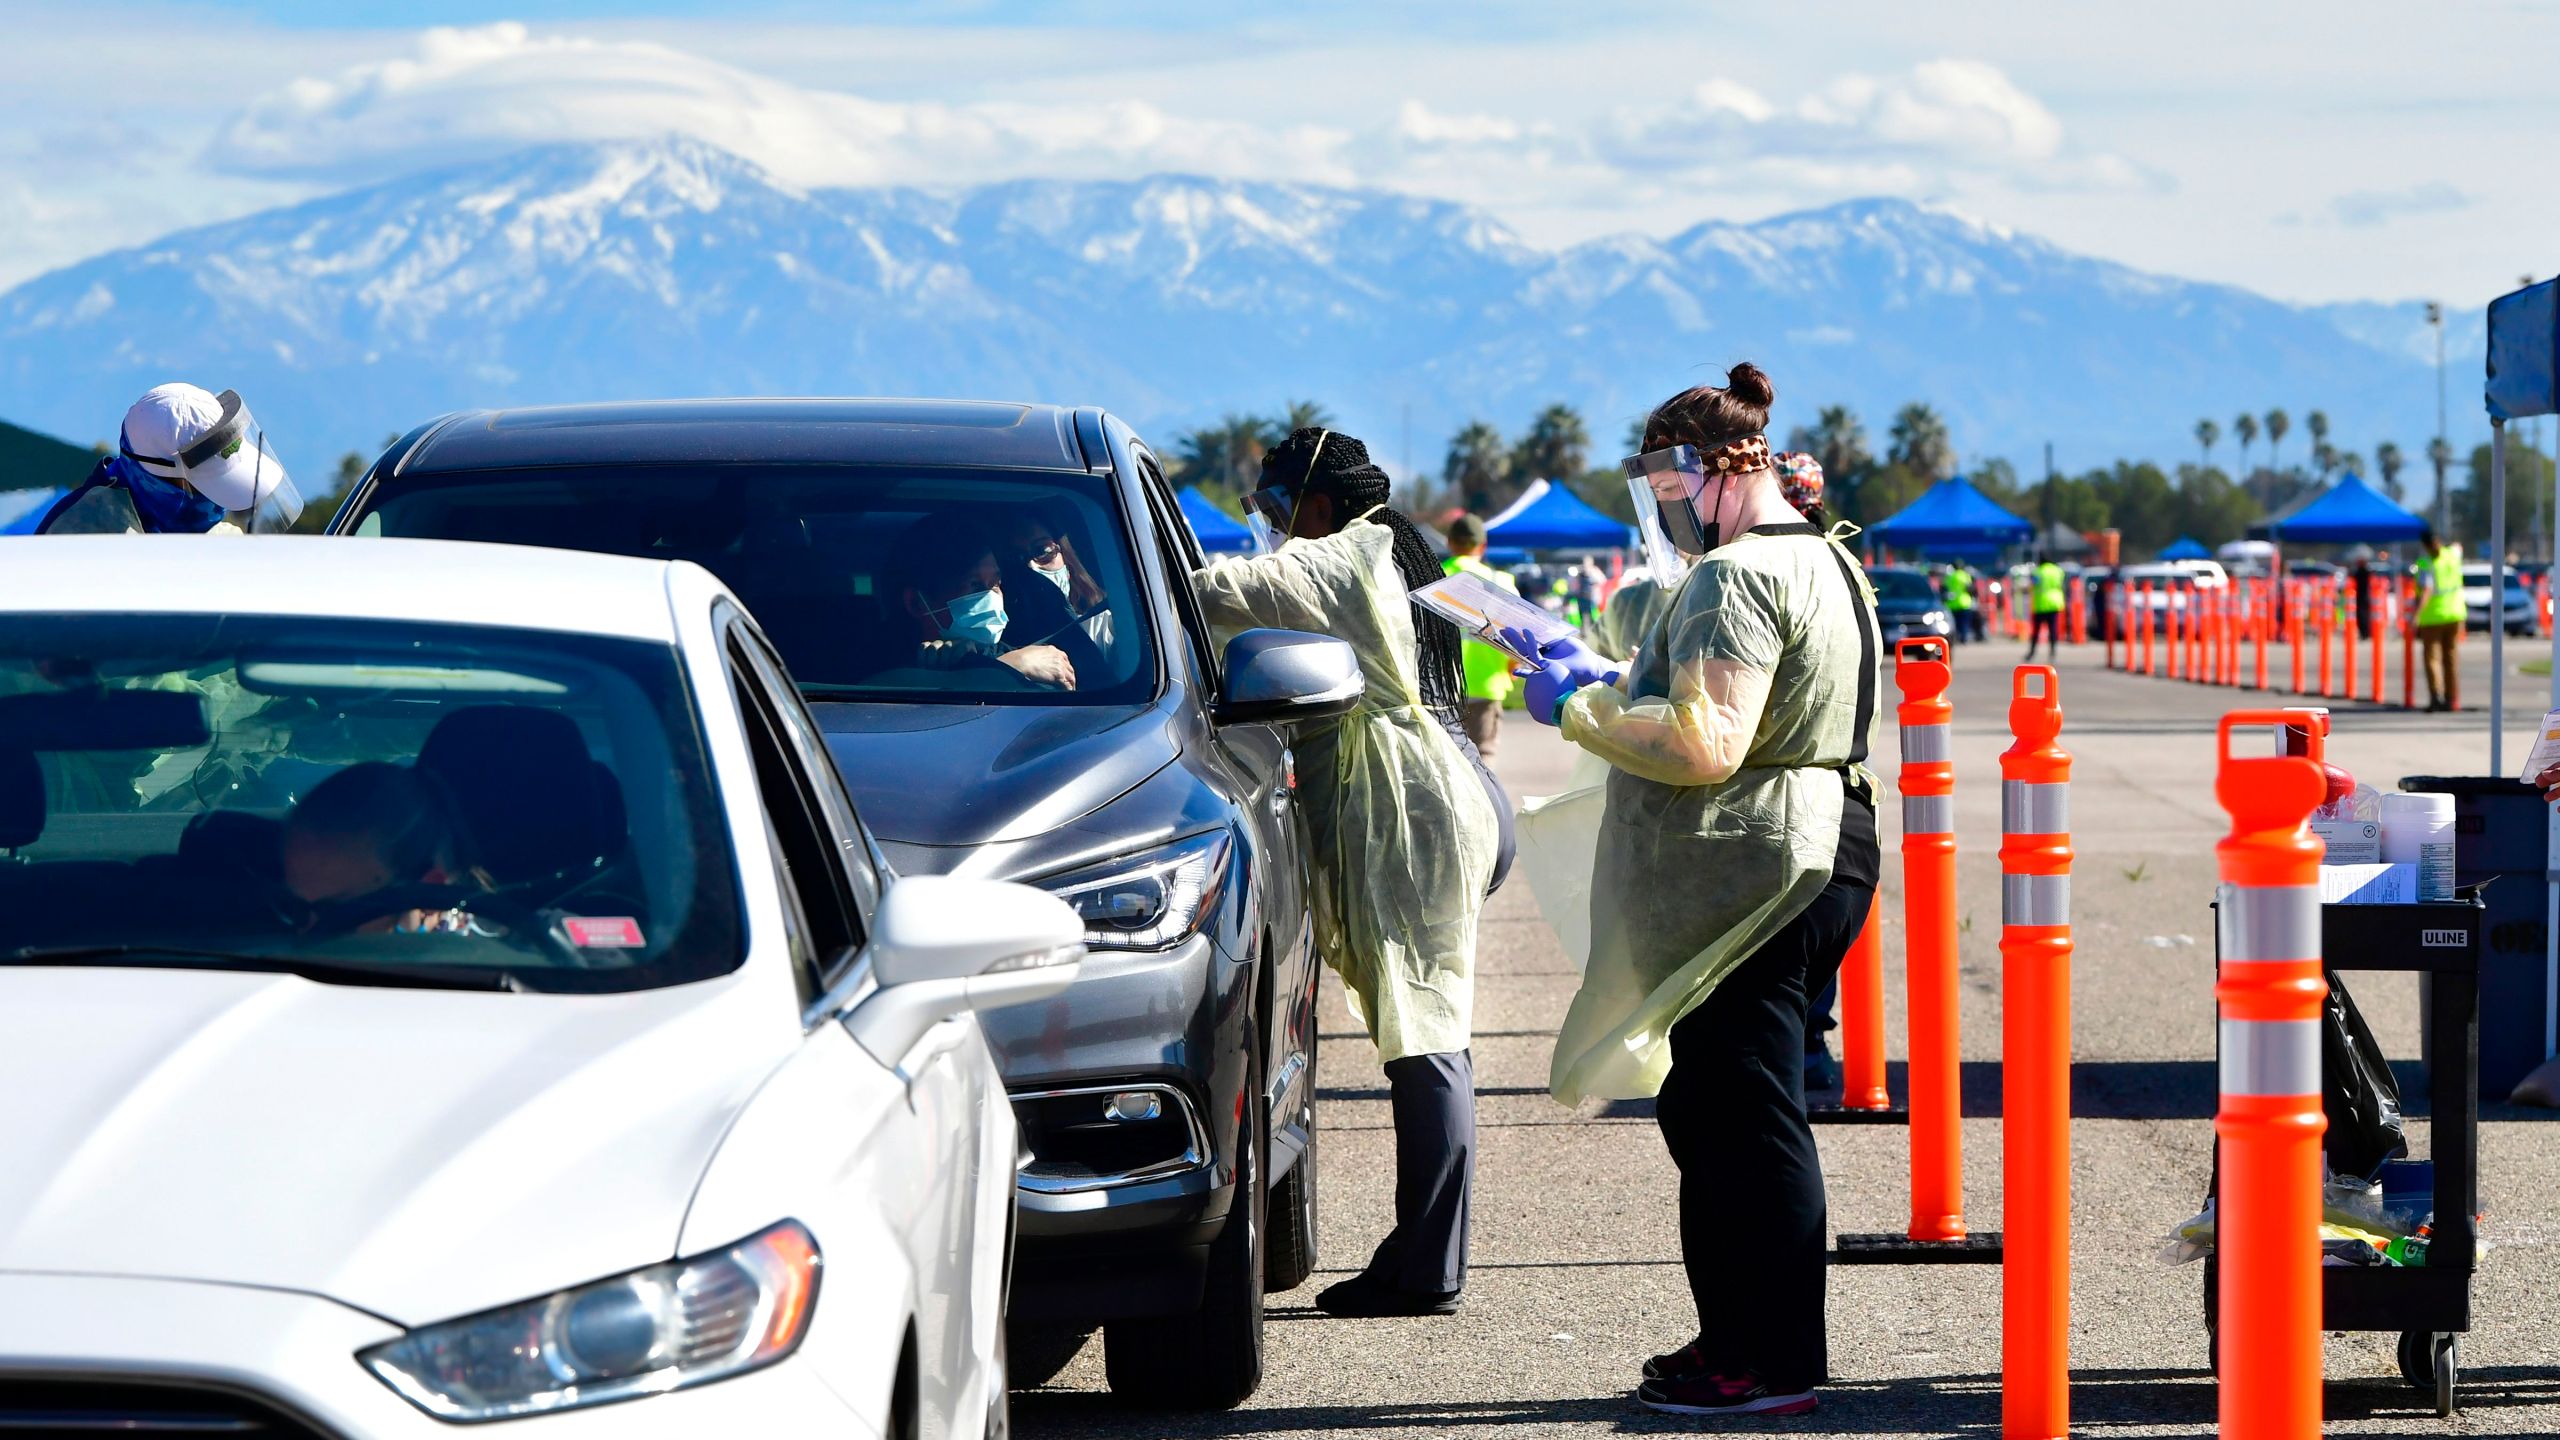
[{"xmin": 2204, "ymin": 888, "xmax": 2485, "ymax": 1418}]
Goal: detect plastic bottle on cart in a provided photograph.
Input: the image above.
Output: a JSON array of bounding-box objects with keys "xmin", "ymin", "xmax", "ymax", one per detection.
[
  {"xmin": 2379, "ymin": 791, "xmax": 2456, "ymax": 901},
  {"xmin": 2384, "ymin": 1234, "xmax": 2430, "ymax": 1267}
]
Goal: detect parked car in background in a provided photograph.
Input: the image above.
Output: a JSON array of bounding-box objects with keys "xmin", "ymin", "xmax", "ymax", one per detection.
[
  {"xmin": 0, "ymin": 539, "xmax": 1080, "ymax": 1437},
  {"xmin": 330, "ymin": 399, "xmax": 1354, "ymax": 1408},
  {"xmin": 2461, "ymin": 562, "xmax": 2536, "ymax": 635},
  {"xmin": 1866, "ymin": 565, "xmax": 1951, "ymax": 643}
]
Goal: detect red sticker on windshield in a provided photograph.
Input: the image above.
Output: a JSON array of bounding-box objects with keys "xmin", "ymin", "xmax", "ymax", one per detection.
[{"xmin": 564, "ymin": 917, "xmax": 645, "ymax": 949}]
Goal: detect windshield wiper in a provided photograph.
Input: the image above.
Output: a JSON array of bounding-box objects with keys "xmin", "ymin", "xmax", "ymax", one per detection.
[{"xmin": 0, "ymin": 946, "xmax": 527, "ymax": 993}]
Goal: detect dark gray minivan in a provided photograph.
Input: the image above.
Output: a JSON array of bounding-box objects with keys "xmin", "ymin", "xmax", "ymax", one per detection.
[{"xmin": 330, "ymin": 399, "xmax": 1354, "ymax": 1409}]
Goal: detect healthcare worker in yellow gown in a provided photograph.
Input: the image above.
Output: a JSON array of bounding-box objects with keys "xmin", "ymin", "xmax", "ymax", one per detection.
[
  {"xmin": 1511, "ymin": 362, "xmax": 1881, "ymax": 1419},
  {"xmin": 1192, "ymin": 427, "xmax": 1501, "ymax": 1317}
]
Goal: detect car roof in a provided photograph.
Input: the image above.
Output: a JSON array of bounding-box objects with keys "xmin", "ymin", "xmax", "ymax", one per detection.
[
  {"xmin": 0, "ymin": 537, "xmax": 699, "ymax": 643},
  {"xmin": 394, "ymin": 398, "xmax": 1093, "ymax": 476}
]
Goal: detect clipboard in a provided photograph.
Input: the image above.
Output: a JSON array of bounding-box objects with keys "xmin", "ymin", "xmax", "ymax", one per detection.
[
  {"xmin": 2521, "ymin": 706, "xmax": 2560, "ymax": 782},
  {"xmin": 1410, "ymin": 571, "xmax": 1578, "ymax": 667}
]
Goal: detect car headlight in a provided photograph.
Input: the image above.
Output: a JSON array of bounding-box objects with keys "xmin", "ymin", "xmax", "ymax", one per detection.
[
  {"xmin": 360, "ymin": 1221, "xmax": 821, "ymax": 1422},
  {"xmin": 1037, "ymin": 829, "xmax": 1233, "ymax": 950},
  {"xmin": 1922, "ymin": 610, "xmax": 1948, "ymax": 627}
]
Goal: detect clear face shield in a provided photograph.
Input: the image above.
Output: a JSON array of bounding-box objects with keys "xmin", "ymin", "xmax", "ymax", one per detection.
[
  {"xmin": 1622, "ymin": 444, "xmax": 1718, "ymax": 575},
  {"xmin": 131, "ymin": 389, "xmax": 304, "ymax": 533},
  {"xmin": 1242, "ymin": 483, "xmax": 1296, "ymax": 556}
]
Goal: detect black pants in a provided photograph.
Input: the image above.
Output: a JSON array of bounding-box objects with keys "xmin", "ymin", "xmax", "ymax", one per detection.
[
  {"xmin": 1655, "ymin": 869, "xmax": 1877, "ymax": 1389},
  {"xmin": 2025, "ymin": 608, "xmax": 2062, "ymax": 656},
  {"xmin": 1362, "ymin": 1049, "xmax": 1475, "ymax": 1294}
]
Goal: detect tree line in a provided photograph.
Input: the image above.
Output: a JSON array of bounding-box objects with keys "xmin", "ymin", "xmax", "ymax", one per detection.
[{"xmin": 1165, "ymin": 397, "xmax": 2547, "ymax": 560}]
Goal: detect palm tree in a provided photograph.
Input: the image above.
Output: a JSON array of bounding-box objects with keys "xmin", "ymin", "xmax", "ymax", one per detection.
[
  {"xmin": 1513, "ymin": 403, "xmax": 1591, "ymax": 483},
  {"xmin": 2376, "ymin": 440, "xmax": 2406, "ymax": 501},
  {"xmin": 1444, "ymin": 420, "xmax": 1513, "ymax": 515},
  {"xmin": 2306, "ymin": 410, "xmax": 2331, "ymax": 479},
  {"xmin": 1789, "ymin": 404, "xmax": 1872, "ymax": 482},
  {"xmin": 1281, "ymin": 399, "xmax": 1335, "ymax": 434},
  {"xmin": 2234, "ymin": 413, "xmax": 2259, "ymax": 475},
  {"xmin": 1175, "ymin": 413, "xmax": 1280, "ymax": 496},
  {"xmin": 2195, "ymin": 418, "xmax": 2221, "ymax": 470},
  {"xmin": 2265, "ymin": 408, "xmax": 2290, "ymax": 472},
  {"xmin": 1888, "ymin": 403, "xmax": 1956, "ymax": 480}
]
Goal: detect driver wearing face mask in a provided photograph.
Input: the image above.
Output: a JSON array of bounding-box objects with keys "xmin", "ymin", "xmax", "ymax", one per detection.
[
  {"xmin": 881, "ymin": 511, "xmax": 1077, "ymax": 691},
  {"xmin": 997, "ymin": 512, "xmax": 1115, "ymax": 679}
]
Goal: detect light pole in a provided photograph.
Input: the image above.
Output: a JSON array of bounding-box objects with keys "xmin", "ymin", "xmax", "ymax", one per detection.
[
  {"xmin": 2427, "ymin": 300, "xmax": 2449, "ymax": 533},
  {"xmin": 2530, "ymin": 276, "xmax": 2549, "ymax": 561}
]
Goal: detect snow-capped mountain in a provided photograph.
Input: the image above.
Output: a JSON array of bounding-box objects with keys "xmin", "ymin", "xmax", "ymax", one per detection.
[{"xmin": 0, "ymin": 137, "xmax": 2484, "ymax": 486}]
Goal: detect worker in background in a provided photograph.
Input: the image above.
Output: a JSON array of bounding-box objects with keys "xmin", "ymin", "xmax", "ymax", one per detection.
[
  {"xmin": 1509, "ymin": 362, "xmax": 1879, "ymax": 1418},
  {"xmin": 2415, "ymin": 527, "xmax": 2466, "ymax": 712},
  {"xmin": 2024, "ymin": 551, "xmax": 2066, "ymax": 661},
  {"xmin": 1442, "ymin": 515, "xmax": 1517, "ymax": 761},
  {"xmin": 37, "ymin": 384, "xmax": 302, "ymax": 535},
  {"xmin": 1943, "ymin": 560, "xmax": 1981, "ymax": 643},
  {"xmin": 1213, "ymin": 428, "xmax": 1500, "ymax": 1317}
]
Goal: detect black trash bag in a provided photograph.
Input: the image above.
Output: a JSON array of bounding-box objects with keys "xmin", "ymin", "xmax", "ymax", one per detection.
[{"xmin": 2322, "ymin": 969, "xmax": 2408, "ymax": 1181}]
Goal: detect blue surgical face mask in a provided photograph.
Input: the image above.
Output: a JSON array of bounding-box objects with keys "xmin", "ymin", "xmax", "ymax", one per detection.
[
  {"xmin": 941, "ymin": 586, "xmax": 1007, "ymax": 648},
  {"xmin": 1036, "ymin": 560, "xmax": 1073, "ymax": 597},
  {"xmin": 112, "ymin": 457, "xmax": 227, "ymax": 534}
]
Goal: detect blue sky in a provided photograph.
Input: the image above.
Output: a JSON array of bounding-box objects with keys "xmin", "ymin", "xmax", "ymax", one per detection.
[{"xmin": 6, "ymin": 1, "xmax": 2557, "ymax": 306}]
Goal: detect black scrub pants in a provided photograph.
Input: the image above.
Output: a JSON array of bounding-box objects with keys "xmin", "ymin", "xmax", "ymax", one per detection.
[
  {"xmin": 1654, "ymin": 797, "xmax": 1878, "ymax": 1390},
  {"xmin": 1360, "ymin": 1049, "xmax": 1475, "ymax": 1295},
  {"xmin": 2025, "ymin": 607, "xmax": 2062, "ymax": 658}
]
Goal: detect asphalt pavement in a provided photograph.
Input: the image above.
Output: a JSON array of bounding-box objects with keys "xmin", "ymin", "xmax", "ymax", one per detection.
[{"xmin": 1015, "ymin": 635, "xmax": 2560, "ymax": 1438}]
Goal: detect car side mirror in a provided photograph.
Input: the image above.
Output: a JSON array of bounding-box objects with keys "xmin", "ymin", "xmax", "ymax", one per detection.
[
  {"xmin": 1213, "ymin": 628, "xmax": 1363, "ymax": 727},
  {"xmin": 845, "ymin": 875, "xmax": 1084, "ymax": 1065}
]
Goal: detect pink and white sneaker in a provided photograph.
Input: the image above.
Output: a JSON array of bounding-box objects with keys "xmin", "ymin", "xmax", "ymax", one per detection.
[{"xmin": 1636, "ymin": 1370, "xmax": 1818, "ymax": 1417}]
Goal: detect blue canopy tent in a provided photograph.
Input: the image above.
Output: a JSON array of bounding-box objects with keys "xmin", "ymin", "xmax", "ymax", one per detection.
[
  {"xmin": 1483, "ymin": 478, "xmax": 1632, "ymax": 555},
  {"xmin": 2257, "ymin": 474, "xmax": 2425, "ymax": 545},
  {"xmin": 0, "ymin": 488, "xmax": 64, "ymax": 535},
  {"xmin": 1867, "ymin": 477, "xmax": 2034, "ymax": 560},
  {"xmin": 1176, "ymin": 485, "xmax": 1254, "ymax": 553},
  {"xmin": 2486, "ymin": 276, "xmax": 2560, "ymax": 1066},
  {"xmin": 2159, "ymin": 536, "xmax": 2211, "ymax": 561}
]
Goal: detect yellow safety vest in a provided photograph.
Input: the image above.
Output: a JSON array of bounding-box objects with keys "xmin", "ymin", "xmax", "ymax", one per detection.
[{"xmin": 2418, "ymin": 546, "xmax": 2466, "ymax": 628}]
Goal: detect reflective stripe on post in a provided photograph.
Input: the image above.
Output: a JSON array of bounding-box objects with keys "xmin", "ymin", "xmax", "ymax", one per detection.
[
  {"xmin": 2002, "ymin": 667, "xmax": 2073, "ymax": 1440},
  {"xmin": 1896, "ymin": 636, "xmax": 1966, "ymax": 1242},
  {"xmin": 2214, "ymin": 712, "xmax": 2329, "ymax": 1440}
]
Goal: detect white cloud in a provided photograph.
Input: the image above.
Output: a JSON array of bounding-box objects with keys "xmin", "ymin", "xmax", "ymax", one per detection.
[
  {"xmin": 2329, "ymin": 182, "xmax": 2472, "ymax": 228},
  {"xmin": 1603, "ymin": 59, "xmax": 2124, "ymax": 193},
  {"xmin": 213, "ymin": 23, "xmax": 1353, "ymax": 191}
]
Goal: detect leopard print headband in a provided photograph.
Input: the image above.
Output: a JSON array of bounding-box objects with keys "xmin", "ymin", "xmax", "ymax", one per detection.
[{"xmin": 1703, "ymin": 435, "xmax": 1771, "ymax": 474}]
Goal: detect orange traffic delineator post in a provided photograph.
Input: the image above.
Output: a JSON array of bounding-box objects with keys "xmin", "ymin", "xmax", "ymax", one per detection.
[
  {"xmin": 2213, "ymin": 712, "xmax": 2329, "ymax": 1440},
  {"xmin": 2368, "ymin": 608, "xmax": 2385, "ymax": 706},
  {"xmin": 2402, "ymin": 579, "xmax": 2418, "ymax": 710},
  {"xmin": 2342, "ymin": 593, "xmax": 2360, "ymax": 699},
  {"xmin": 2315, "ymin": 594, "xmax": 2334, "ymax": 697},
  {"xmin": 2169, "ymin": 588, "xmax": 2186, "ymax": 680},
  {"xmin": 2304, "ymin": 584, "xmax": 2324, "ymax": 696},
  {"xmin": 1836, "ymin": 638, "xmax": 2001, "ymax": 1265},
  {"xmin": 1812, "ymin": 893, "xmax": 1907, "ymax": 1126},
  {"xmin": 2142, "ymin": 583, "xmax": 2158, "ymax": 676},
  {"xmin": 2253, "ymin": 580, "xmax": 2271, "ymax": 691},
  {"xmin": 2002, "ymin": 667, "xmax": 2074, "ymax": 1439}
]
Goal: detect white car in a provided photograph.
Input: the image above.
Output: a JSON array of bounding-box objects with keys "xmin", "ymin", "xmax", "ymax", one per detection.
[
  {"xmin": 0, "ymin": 538, "xmax": 1078, "ymax": 1438},
  {"xmin": 2460, "ymin": 562, "xmax": 2536, "ymax": 635}
]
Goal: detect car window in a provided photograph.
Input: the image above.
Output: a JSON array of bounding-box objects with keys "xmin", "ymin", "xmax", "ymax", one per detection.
[
  {"xmin": 1868, "ymin": 570, "xmax": 1936, "ymax": 601},
  {"xmin": 351, "ymin": 464, "xmax": 1157, "ymax": 707},
  {"xmin": 0, "ymin": 614, "xmax": 740, "ymax": 991},
  {"xmin": 1132, "ymin": 449, "xmax": 1220, "ymax": 685},
  {"xmin": 726, "ymin": 635, "xmax": 861, "ymax": 986},
  {"xmin": 729, "ymin": 617, "xmax": 877, "ymax": 968}
]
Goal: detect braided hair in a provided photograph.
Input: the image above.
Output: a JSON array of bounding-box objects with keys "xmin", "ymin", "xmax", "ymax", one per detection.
[{"xmin": 1261, "ymin": 426, "xmax": 1467, "ymax": 723}]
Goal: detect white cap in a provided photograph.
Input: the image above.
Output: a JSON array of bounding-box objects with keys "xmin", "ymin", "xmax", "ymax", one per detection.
[{"xmin": 120, "ymin": 382, "xmax": 294, "ymax": 514}]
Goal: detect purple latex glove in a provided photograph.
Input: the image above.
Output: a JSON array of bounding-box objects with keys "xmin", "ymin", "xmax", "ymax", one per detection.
[{"xmin": 1498, "ymin": 626, "xmax": 1620, "ymax": 726}]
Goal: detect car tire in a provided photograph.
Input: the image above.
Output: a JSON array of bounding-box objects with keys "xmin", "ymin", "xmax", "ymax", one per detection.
[
  {"xmin": 1102, "ymin": 1071, "xmax": 1266, "ymax": 1410},
  {"xmin": 1264, "ymin": 1040, "xmax": 1318, "ymax": 1292}
]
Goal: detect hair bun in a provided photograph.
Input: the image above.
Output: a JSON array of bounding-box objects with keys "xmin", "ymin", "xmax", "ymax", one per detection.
[{"xmin": 1725, "ymin": 361, "xmax": 1776, "ymax": 409}]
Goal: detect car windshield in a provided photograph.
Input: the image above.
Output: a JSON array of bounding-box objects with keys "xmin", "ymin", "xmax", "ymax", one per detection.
[
  {"xmin": 1869, "ymin": 570, "xmax": 1936, "ymax": 601},
  {"xmin": 351, "ymin": 466, "xmax": 1156, "ymax": 706},
  {"xmin": 0, "ymin": 615, "xmax": 739, "ymax": 991}
]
